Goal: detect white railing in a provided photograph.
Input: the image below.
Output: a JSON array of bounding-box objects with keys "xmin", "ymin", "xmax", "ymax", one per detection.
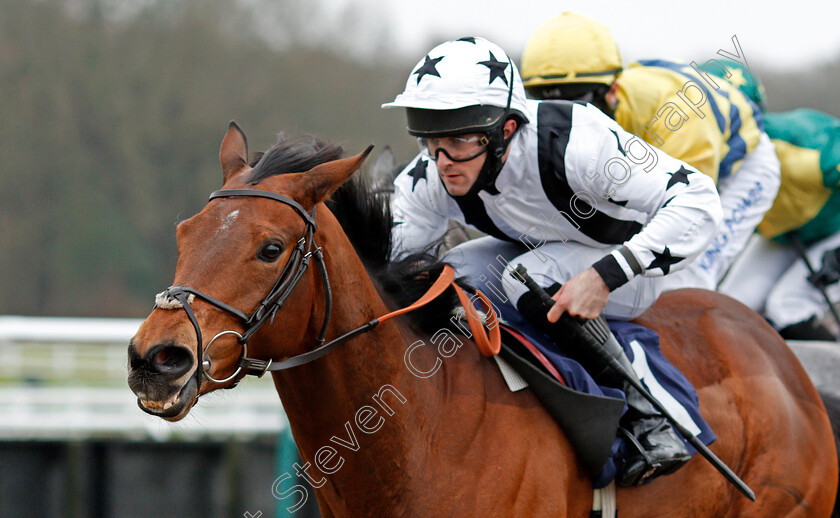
[
  {"xmin": 0, "ymin": 316, "xmax": 287, "ymax": 440},
  {"xmin": 0, "ymin": 384, "xmax": 287, "ymax": 440}
]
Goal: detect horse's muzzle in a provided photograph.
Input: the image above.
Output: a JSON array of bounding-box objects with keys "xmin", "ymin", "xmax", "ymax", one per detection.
[{"xmin": 127, "ymin": 340, "xmax": 198, "ymax": 420}]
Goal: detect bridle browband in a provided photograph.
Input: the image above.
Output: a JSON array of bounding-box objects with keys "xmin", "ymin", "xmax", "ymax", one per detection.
[{"xmin": 156, "ymin": 186, "xmax": 501, "ymax": 394}]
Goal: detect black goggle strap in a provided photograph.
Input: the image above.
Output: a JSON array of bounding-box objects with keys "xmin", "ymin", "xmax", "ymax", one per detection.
[
  {"xmin": 503, "ymin": 54, "xmax": 514, "ymax": 114},
  {"xmin": 496, "ymin": 54, "xmax": 515, "ymax": 155},
  {"xmin": 482, "ymin": 53, "xmax": 516, "ymax": 169},
  {"xmin": 431, "ymin": 145, "xmax": 489, "ymax": 163}
]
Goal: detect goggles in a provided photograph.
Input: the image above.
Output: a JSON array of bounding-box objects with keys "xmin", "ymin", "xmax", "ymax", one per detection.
[
  {"xmin": 527, "ymin": 82, "xmax": 603, "ymax": 102},
  {"xmin": 418, "ymin": 134, "xmax": 490, "ymax": 162}
]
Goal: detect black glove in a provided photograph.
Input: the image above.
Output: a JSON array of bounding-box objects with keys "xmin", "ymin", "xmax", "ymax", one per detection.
[{"xmin": 808, "ymin": 247, "xmax": 840, "ymax": 289}]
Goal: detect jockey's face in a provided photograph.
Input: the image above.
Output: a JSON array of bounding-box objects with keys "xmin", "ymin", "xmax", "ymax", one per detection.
[
  {"xmin": 431, "ymin": 133, "xmax": 488, "ymax": 196},
  {"xmin": 429, "ymin": 120, "xmax": 517, "ymax": 197}
]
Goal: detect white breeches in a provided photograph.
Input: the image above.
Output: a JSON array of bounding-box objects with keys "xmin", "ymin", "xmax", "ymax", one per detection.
[
  {"xmin": 661, "ymin": 133, "xmax": 781, "ymax": 291},
  {"xmin": 719, "ymin": 231, "xmax": 840, "ymax": 328}
]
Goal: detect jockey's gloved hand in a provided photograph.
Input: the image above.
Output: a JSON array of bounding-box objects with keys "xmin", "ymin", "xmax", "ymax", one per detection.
[
  {"xmin": 513, "ymin": 264, "xmax": 691, "ymax": 486},
  {"xmin": 808, "ymin": 247, "xmax": 840, "ymax": 289}
]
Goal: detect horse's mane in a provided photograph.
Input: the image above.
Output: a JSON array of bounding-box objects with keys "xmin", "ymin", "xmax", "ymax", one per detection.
[
  {"xmin": 247, "ymin": 135, "xmax": 344, "ymax": 184},
  {"xmin": 327, "ymin": 175, "xmax": 467, "ymax": 331},
  {"xmin": 249, "ymin": 134, "xmax": 463, "ymax": 331}
]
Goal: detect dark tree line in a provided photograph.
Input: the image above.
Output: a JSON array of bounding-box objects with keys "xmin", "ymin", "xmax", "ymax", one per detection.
[
  {"xmin": 0, "ymin": 0, "xmax": 413, "ymax": 316},
  {"xmin": 0, "ymin": 0, "xmax": 836, "ymax": 317}
]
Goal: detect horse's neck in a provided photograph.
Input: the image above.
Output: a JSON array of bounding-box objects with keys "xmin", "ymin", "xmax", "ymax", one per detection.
[
  {"xmin": 269, "ymin": 234, "xmax": 587, "ymax": 515},
  {"xmin": 266, "ymin": 234, "xmax": 497, "ymax": 512}
]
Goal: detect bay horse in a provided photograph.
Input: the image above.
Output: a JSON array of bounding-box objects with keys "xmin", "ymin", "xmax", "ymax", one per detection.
[{"xmin": 128, "ymin": 123, "xmax": 837, "ymax": 517}]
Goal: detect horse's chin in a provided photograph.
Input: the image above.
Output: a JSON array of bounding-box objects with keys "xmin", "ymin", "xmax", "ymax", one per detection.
[{"xmin": 136, "ymin": 375, "xmax": 199, "ymax": 422}]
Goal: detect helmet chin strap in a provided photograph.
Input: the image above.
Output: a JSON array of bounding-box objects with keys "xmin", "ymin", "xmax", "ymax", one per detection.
[
  {"xmin": 456, "ymin": 53, "xmax": 518, "ymax": 199},
  {"xmin": 457, "ymin": 125, "xmax": 509, "ymax": 197}
]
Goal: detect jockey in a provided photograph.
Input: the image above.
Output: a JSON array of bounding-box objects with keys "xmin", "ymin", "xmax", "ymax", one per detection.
[
  {"xmin": 708, "ymin": 60, "xmax": 840, "ymax": 340},
  {"xmin": 520, "ymin": 12, "xmax": 781, "ymax": 292},
  {"xmin": 383, "ymin": 36, "xmax": 723, "ymax": 485}
]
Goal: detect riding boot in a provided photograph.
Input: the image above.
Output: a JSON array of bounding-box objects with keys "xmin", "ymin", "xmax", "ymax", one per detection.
[{"xmin": 517, "ymin": 289, "xmax": 691, "ymax": 486}]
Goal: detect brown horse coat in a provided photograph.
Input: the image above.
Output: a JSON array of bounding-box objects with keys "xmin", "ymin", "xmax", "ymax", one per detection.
[{"xmin": 129, "ymin": 126, "xmax": 838, "ymax": 517}]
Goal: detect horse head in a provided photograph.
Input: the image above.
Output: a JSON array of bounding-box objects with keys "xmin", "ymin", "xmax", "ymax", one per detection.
[{"xmin": 127, "ymin": 122, "xmax": 371, "ymax": 421}]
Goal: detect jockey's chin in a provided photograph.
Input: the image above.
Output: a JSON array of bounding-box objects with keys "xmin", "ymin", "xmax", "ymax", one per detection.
[
  {"xmin": 440, "ymin": 172, "xmax": 474, "ymax": 196},
  {"xmin": 438, "ymin": 159, "xmax": 483, "ymax": 197}
]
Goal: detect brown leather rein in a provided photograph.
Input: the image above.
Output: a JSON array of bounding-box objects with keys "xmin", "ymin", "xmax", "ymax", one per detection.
[{"xmin": 155, "ymin": 187, "xmax": 501, "ymax": 388}]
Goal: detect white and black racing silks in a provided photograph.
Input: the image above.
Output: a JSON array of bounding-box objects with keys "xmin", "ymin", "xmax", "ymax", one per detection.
[{"xmin": 391, "ymin": 99, "xmax": 723, "ymax": 291}]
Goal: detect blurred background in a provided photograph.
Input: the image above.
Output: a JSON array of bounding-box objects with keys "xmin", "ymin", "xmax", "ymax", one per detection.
[
  {"xmin": 1, "ymin": 0, "xmax": 838, "ymax": 318},
  {"xmin": 0, "ymin": 0, "xmax": 837, "ymax": 516}
]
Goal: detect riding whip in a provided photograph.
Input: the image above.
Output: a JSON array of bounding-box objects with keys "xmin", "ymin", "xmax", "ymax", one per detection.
[{"xmin": 513, "ymin": 264, "xmax": 756, "ymax": 501}]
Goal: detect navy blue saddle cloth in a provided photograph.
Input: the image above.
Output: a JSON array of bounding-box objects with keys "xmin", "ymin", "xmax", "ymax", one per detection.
[{"xmin": 494, "ymin": 304, "xmax": 715, "ymax": 488}]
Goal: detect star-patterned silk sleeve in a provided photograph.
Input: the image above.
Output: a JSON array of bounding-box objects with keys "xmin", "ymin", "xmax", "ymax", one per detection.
[
  {"xmin": 390, "ymin": 154, "xmax": 450, "ymax": 260},
  {"xmin": 566, "ymin": 105, "xmax": 724, "ymax": 289}
]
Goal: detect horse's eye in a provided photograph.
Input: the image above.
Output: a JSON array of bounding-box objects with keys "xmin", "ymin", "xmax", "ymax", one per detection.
[{"xmin": 257, "ymin": 243, "xmax": 283, "ymax": 263}]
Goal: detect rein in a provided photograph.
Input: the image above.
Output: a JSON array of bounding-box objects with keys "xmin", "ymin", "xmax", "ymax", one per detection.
[{"xmin": 156, "ymin": 187, "xmax": 500, "ymax": 389}]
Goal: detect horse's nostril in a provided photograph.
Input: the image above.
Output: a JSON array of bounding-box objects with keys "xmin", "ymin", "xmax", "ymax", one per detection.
[
  {"xmin": 155, "ymin": 348, "xmax": 173, "ymax": 365},
  {"xmin": 147, "ymin": 344, "xmax": 194, "ymax": 376}
]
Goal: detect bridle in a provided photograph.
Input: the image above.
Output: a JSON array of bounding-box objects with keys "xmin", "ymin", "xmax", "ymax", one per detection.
[
  {"xmin": 158, "ymin": 188, "xmax": 334, "ymax": 390},
  {"xmin": 156, "ymin": 186, "xmax": 501, "ymax": 394}
]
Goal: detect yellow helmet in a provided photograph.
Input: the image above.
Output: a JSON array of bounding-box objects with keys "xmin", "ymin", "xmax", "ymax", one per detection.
[{"xmin": 521, "ymin": 12, "xmax": 622, "ymax": 89}]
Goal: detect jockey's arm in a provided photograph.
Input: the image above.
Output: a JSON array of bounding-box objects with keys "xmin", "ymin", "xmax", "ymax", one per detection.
[{"xmin": 549, "ymin": 106, "xmax": 724, "ymax": 319}]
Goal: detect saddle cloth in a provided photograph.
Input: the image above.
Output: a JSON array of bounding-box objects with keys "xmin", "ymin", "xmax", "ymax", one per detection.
[{"xmin": 492, "ymin": 304, "xmax": 716, "ymax": 488}]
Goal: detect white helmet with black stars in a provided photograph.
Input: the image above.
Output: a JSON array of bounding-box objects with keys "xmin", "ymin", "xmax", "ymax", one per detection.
[{"xmin": 383, "ymin": 36, "xmax": 529, "ymax": 137}]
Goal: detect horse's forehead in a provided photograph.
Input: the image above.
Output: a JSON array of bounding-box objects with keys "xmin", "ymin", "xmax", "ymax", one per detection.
[
  {"xmin": 218, "ymin": 209, "xmax": 240, "ymax": 231},
  {"xmin": 183, "ymin": 194, "xmax": 302, "ymax": 240},
  {"xmin": 179, "ymin": 204, "xmax": 245, "ymax": 241},
  {"xmin": 201, "ymin": 203, "xmax": 256, "ymax": 234}
]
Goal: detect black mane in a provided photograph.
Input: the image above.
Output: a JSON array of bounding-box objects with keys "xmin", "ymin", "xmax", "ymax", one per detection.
[
  {"xmin": 247, "ymin": 135, "xmax": 344, "ymax": 183},
  {"xmin": 327, "ymin": 175, "xmax": 465, "ymax": 331}
]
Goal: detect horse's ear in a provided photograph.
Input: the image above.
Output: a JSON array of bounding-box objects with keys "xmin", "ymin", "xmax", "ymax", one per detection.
[
  {"xmin": 301, "ymin": 145, "xmax": 375, "ymax": 205},
  {"xmin": 220, "ymin": 121, "xmax": 249, "ymax": 183}
]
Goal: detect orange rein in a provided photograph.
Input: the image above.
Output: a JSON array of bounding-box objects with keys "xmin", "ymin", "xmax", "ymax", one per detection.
[
  {"xmin": 377, "ymin": 265, "xmax": 501, "ymax": 357},
  {"xmin": 235, "ymin": 264, "xmax": 502, "ymax": 375}
]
